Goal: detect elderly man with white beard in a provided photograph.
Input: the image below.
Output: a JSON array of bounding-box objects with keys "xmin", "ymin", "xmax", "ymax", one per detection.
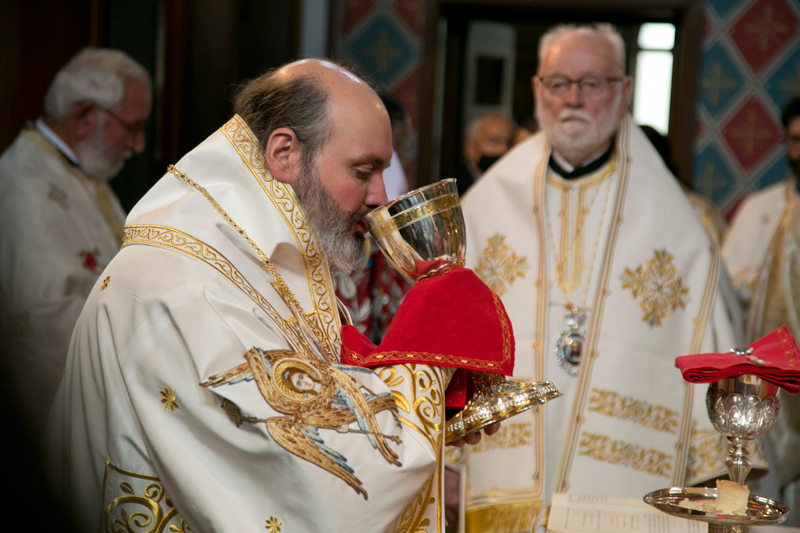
[
  {"xmin": 455, "ymin": 23, "xmax": 750, "ymax": 533},
  {"xmin": 0, "ymin": 48, "xmax": 152, "ymax": 438}
]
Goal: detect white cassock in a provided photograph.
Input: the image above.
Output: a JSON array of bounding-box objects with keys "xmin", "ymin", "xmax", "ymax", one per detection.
[
  {"xmin": 722, "ymin": 179, "xmax": 797, "ymax": 305},
  {"xmin": 0, "ymin": 122, "xmax": 125, "ymax": 433},
  {"xmin": 45, "ymin": 116, "xmax": 449, "ymax": 533},
  {"xmin": 458, "ymin": 115, "xmax": 759, "ymax": 533}
]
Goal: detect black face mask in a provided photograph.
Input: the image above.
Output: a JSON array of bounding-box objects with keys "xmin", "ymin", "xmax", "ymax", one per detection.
[{"xmin": 477, "ymin": 154, "xmax": 501, "ymax": 173}]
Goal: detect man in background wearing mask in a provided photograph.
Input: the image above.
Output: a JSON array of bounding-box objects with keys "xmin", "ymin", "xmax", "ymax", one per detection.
[
  {"xmin": 452, "ymin": 112, "xmax": 512, "ymax": 196},
  {"xmin": 0, "ymin": 47, "xmax": 152, "ymax": 438}
]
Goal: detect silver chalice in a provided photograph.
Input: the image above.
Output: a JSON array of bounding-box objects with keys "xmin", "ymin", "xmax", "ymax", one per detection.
[
  {"xmin": 363, "ymin": 178, "xmax": 561, "ymax": 443},
  {"xmin": 645, "ymin": 373, "xmax": 787, "ymax": 533}
]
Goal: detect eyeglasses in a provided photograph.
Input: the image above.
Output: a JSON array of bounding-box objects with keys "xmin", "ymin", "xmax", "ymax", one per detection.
[
  {"xmin": 537, "ymin": 76, "xmax": 624, "ymax": 97},
  {"xmin": 94, "ymin": 104, "xmax": 149, "ymax": 137}
]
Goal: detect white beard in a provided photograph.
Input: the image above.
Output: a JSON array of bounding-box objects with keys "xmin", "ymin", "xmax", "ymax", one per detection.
[
  {"xmin": 537, "ymin": 98, "xmax": 621, "ymax": 165},
  {"xmin": 75, "ymin": 118, "xmax": 131, "ymax": 182}
]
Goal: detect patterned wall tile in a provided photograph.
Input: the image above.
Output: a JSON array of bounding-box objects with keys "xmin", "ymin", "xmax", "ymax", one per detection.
[
  {"xmin": 343, "ymin": 0, "xmax": 377, "ymax": 35},
  {"xmin": 728, "ymin": 0, "xmax": 799, "ymax": 74},
  {"xmin": 694, "ymin": 141, "xmax": 740, "ymax": 205},
  {"xmin": 764, "ymin": 43, "xmax": 800, "ymax": 110},
  {"xmin": 698, "ymin": 42, "xmax": 748, "ymax": 120},
  {"xmin": 346, "ymin": 13, "xmax": 418, "ymax": 94},
  {"xmin": 720, "ymin": 95, "xmax": 782, "ymax": 172}
]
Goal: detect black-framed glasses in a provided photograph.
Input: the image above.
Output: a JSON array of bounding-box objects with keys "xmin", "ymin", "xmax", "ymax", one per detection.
[
  {"xmin": 537, "ymin": 76, "xmax": 624, "ymax": 97},
  {"xmin": 94, "ymin": 104, "xmax": 149, "ymax": 137}
]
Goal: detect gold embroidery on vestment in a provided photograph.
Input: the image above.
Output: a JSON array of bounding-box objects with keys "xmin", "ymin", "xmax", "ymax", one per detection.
[
  {"xmin": 470, "ymin": 421, "xmax": 533, "ymax": 453},
  {"xmin": 587, "ymin": 388, "xmax": 678, "ymax": 434},
  {"xmin": 100, "ymin": 460, "xmax": 189, "ymax": 532},
  {"xmin": 220, "ymin": 116, "xmax": 341, "ymax": 354},
  {"xmin": 621, "ymin": 249, "xmax": 689, "ymax": 327},
  {"xmin": 577, "ymin": 431, "xmax": 673, "ymax": 477},
  {"xmin": 205, "ymin": 348, "xmax": 402, "ymax": 500},
  {"xmin": 265, "ymin": 516, "xmax": 282, "ymax": 532},
  {"xmin": 161, "ymin": 388, "xmax": 179, "ymax": 411},
  {"xmin": 101, "ymin": 276, "xmax": 111, "ymax": 290},
  {"xmin": 381, "ymin": 364, "xmax": 445, "ymax": 532},
  {"xmin": 122, "ymin": 225, "xmax": 306, "ymax": 354},
  {"xmin": 465, "ymin": 501, "xmax": 544, "ymax": 533},
  {"xmin": 474, "ymin": 234, "xmax": 528, "ymax": 296}
]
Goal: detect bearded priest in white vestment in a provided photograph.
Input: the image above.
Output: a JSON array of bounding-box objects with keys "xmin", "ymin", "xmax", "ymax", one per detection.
[
  {"xmin": 45, "ymin": 61, "xmax": 468, "ymax": 533},
  {"xmin": 0, "ymin": 48, "xmax": 152, "ymax": 435},
  {"xmin": 456, "ymin": 24, "xmax": 758, "ymax": 533}
]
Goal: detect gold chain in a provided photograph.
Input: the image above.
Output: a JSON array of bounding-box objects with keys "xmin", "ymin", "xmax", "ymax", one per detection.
[
  {"xmin": 167, "ymin": 164, "xmax": 333, "ymax": 360},
  {"xmin": 543, "ymin": 159, "xmax": 615, "ymax": 312}
]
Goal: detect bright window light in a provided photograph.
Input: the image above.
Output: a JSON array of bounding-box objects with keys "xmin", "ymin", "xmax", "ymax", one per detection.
[
  {"xmin": 633, "ymin": 50, "xmax": 673, "ymax": 134},
  {"xmin": 638, "ymin": 23, "xmax": 675, "ymax": 50}
]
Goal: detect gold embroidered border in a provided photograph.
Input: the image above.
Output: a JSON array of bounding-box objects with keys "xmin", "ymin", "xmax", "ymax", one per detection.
[
  {"xmin": 621, "ymin": 249, "xmax": 689, "ymax": 327},
  {"xmin": 100, "ymin": 459, "xmax": 188, "ymax": 532},
  {"xmin": 557, "ymin": 121, "xmax": 630, "ymax": 493},
  {"xmin": 465, "ymin": 501, "xmax": 544, "ymax": 533},
  {"xmin": 122, "ymin": 224, "xmax": 305, "ymax": 353},
  {"xmin": 469, "ymin": 421, "xmax": 533, "ymax": 453},
  {"xmin": 220, "ymin": 116, "xmax": 341, "ymax": 354},
  {"xmin": 587, "ymin": 388, "xmax": 678, "ymax": 434},
  {"xmin": 381, "ymin": 364, "xmax": 445, "ymax": 532},
  {"xmin": 577, "ymin": 431, "xmax": 673, "ymax": 478}
]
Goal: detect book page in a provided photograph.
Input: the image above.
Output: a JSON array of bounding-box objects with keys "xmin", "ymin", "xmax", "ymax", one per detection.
[{"xmin": 548, "ymin": 493, "xmax": 705, "ymax": 533}]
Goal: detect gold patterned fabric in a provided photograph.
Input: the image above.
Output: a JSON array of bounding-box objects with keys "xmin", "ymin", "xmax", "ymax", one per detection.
[
  {"xmin": 45, "ymin": 116, "xmax": 448, "ymax": 532},
  {"xmin": 459, "ymin": 115, "xmax": 742, "ymax": 531}
]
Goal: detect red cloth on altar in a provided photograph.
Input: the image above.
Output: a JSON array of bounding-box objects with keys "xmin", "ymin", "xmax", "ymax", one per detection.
[
  {"xmin": 675, "ymin": 325, "xmax": 800, "ymax": 393},
  {"xmin": 340, "ymin": 267, "xmax": 515, "ymax": 407}
]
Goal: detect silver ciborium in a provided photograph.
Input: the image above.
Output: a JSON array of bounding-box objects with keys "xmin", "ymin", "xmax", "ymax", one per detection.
[
  {"xmin": 706, "ymin": 374, "xmax": 781, "ymax": 485},
  {"xmin": 363, "ymin": 178, "xmax": 561, "ymax": 443}
]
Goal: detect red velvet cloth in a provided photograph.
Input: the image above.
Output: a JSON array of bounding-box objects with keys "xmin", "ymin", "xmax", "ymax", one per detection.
[
  {"xmin": 675, "ymin": 325, "xmax": 800, "ymax": 393},
  {"xmin": 340, "ymin": 267, "xmax": 515, "ymax": 407}
]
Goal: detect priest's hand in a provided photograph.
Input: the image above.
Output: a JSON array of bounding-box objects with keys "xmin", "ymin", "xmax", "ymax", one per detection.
[{"xmin": 446, "ymin": 421, "xmax": 501, "ymax": 447}]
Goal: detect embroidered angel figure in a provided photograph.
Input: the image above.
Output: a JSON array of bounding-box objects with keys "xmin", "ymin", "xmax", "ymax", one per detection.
[{"xmin": 201, "ymin": 348, "xmax": 402, "ymax": 499}]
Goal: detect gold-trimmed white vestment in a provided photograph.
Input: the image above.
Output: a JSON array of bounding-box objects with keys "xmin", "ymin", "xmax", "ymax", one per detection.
[
  {"xmin": 45, "ymin": 116, "xmax": 447, "ymax": 532},
  {"xmin": 0, "ymin": 124, "xmax": 125, "ymax": 434},
  {"xmin": 458, "ymin": 116, "xmax": 753, "ymax": 532}
]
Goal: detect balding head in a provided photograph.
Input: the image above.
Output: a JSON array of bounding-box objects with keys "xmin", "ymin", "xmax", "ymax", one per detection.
[
  {"xmin": 235, "ymin": 59, "xmax": 381, "ymax": 169},
  {"xmin": 464, "ymin": 113, "xmax": 513, "ymax": 171},
  {"xmin": 236, "ymin": 59, "xmax": 392, "ymax": 273}
]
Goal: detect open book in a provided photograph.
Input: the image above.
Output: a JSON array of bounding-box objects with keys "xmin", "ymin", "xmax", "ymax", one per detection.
[{"xmin": 548, "ymin": 493, "xmax": 705, "ymax": 533}]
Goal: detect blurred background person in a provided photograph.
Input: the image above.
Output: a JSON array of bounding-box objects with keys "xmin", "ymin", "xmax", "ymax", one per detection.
[
  {"xmin": 451, "ymin": 112, "xmax": 513, "ymax": 196},
  {"xmin": 378, "ymin": 88, "xmax": 412, "ymax": 201},
  {"xmin": 0, "ymin": 47, "xmax": 152, "ymax": 438},
  {"xmin": 723, "ymin": 97, "xmax": 800, "ymax": 309}
]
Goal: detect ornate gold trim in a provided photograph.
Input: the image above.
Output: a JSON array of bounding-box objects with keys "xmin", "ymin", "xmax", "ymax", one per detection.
[
  {"xmin": 383, "ymin": 364, "xmax": 445, "ymax": 532},
  {"xmin": 122, "ymin": 224, "xmax": 306, "ymax": 353},
  {"xmin": 469, "ymin": 421, "xmax": 533, "ymax": 453},
  {"xmin": 621, "ymin": 249, "xmax": 689, "ymax": 327},
  {"xmin": 577, "ymin": 431, "xmax": 673, "ymax": 478},
  {"xmin": 587, "ymin": 388, "xmax": 678, "ymax": 434},
  {"xmin": 220, "ymin": 116, "xmax": 341, "ymax": 354},
  {"xmin": 465, "ymin": 500, "xmax": 544, "ymax": 533},
  {"xmin": 100, "ymin": 459, "xmax": 188, "ymax": 532}
]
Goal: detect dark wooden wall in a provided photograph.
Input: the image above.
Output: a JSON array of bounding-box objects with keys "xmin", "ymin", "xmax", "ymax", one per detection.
[{"xmin": 0, "ymin": 0, "xmax": 300, "ymax": 212}]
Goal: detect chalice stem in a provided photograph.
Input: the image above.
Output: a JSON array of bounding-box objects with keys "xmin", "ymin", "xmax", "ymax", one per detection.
[{"xmin": 726, "ymin": 437, "xmax": 753, "ymax": 485}]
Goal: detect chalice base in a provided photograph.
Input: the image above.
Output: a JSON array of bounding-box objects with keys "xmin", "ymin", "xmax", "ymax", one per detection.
[{"xmin": 444, "ymin": 372, "xmax": 561, "ymax": 443}]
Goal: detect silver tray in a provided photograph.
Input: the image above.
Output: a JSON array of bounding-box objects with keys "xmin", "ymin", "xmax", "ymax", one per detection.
[{"xmin": 643, "ymin": 487, "xmax": 789, "ymax": 526}]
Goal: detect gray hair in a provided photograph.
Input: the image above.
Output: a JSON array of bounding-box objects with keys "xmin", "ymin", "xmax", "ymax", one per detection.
[
  {"xmin": 538, "ymin": 23, "xmax": 626, "ymax": 75},
  {"xmin": 44, "ymin": 47, "xmax": 152, "ymax": 119},
  {"xmin": 234, "ymin": 70, "xmax": 334, "ymax": 170}
]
